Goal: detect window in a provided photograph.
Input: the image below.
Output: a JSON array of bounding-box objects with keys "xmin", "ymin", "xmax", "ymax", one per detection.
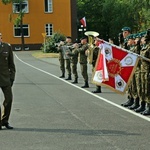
[
  {"xmin": 45, "ymin": 0, "xmax": 53, "ymax": 13},
  {"xmin": 13, "ymin": 0, "xmax": 29, "ymax": 13},
  {"xmin": 14, "ymin": 24, "xmax": 29, "ymax": 37},
  {"xmin": 45, "ymin": 24, "xmax": 53, "ymax": 36}
]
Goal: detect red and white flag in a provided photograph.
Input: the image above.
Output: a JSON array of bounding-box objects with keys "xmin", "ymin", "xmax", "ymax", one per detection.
[
  {"xmin": 93, "ymin": 43, "xmax": 109, "ymax": 83},
  {"xmin": 80, "ymin": 17, "xmax": 86, "ymax": 27},
  {"xmin": 93, "ymin": 41, "xmax": 139, "ymax": 94}
]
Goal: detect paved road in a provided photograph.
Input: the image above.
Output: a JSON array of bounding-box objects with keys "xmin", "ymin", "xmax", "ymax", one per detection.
[{"xmin": 0, "ymin": 51, "xmax": 150, "ymax": 150}]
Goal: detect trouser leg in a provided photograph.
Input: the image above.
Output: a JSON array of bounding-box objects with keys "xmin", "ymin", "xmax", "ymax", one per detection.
[{"xmin": 1, "ymin": 86, "xmax": 13, "ymax": 124}]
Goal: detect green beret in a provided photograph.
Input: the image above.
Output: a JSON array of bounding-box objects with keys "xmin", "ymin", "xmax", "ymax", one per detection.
[
  {"xmin": 134, "ymin": 33, "xmax": 141, "ymax": 38},
  {"xmin": 126, "ymin": 34, "xmax": 134, "ymax": 40},
  {"xmin": 139, "ymin": 31, "xmax": 147, "ymax": 37},
  {"xmin": 122, "ymin": 27, "xmax": 131, "ymax": 32}
]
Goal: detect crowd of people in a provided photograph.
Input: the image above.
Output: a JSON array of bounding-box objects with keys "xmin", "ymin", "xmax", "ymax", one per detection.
[
  {"xmin": 56, "ymin": 35, "xmax": 102, "ymax": 93},
  {"xmin": 56, "ymin": 26, "xmax": 150, "ymax": 116},
  {"xmin": 120, "ymin": 27, "xmax": 150, "ymax": 116}
]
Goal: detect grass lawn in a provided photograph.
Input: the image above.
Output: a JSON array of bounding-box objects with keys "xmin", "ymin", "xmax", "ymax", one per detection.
[{"xmin": 32, "ymin": 50, "xmax": 59, "ymax": 58}]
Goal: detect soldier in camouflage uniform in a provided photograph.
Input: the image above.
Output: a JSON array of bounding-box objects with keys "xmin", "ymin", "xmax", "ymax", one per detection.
[
  {"xmin": 64, "ymin": 37, "xmax": 72, "ymax": 80},
  {"xmin": 125, "ymin": 34, "xmax": 141, "ymax": 110},
  {"xmin": 138, "ymin": 30, "xmax": 150, "ymax": 115},
  {"xmin": 67, "ymin": 43, "xmax": 79, "ymax": 84},
  {"xmin": 78, "ymin": 37, "xmax": 89, "ymax": 88},
  {"xmin": 57, "ymin": 37, "xmax": 72, "ymax": 80},
  {"xmin": 57, "ymin": 41, "xmax": 65, "ymax": 78},
  {"xmin": 120, "ymin": 27, "xmax": 135, "ymax": 107}
]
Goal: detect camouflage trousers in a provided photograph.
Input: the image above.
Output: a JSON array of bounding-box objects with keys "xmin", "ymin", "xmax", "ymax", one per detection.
[
  {"xmin": 127, "ymin": 74, "xmax": 138, "ymax": 99},
  {"xmin": 140, "ymin": 72, "xmax": 150, "ymax": 103},
  {"xmin": 80, "ymin": 63, "xmax": 88, "ymax": 82},
  {"xmin": 71, "ymin": 63, "xmax": 78, "ymax": 79},
  {"xmin": 59, "ymin": 58, "xmax": 65, "ymax": 74},
  {"xmin": 65, "ymin": 59, "xmax": 71, "ymax": 75}
]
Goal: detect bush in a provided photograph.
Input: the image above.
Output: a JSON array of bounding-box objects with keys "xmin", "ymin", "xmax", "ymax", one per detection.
[{"xmin": 41, "ymin": 32, "xmax": 66, "ymax": 53}]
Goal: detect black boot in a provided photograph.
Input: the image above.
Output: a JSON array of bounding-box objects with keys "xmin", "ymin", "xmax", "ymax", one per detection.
[
  {"xmin": 81, "ymin": 81, "xmax": 89, "ymax": 88},
  {"xmin": 92, "ymin": 86, "xmax": 102, "ymax": 93},
  {"xmin": 134, "ymin": 101, "xmax": 146, "ymax": 113},
  {"xmin": 65, "ymin": 74, "xmax": 72, "ymax": 80},
  {"xmin": 72, "ymin": 78, "xmax": 78, "ymax": 84},
  {"xmin": 141, "ymin": 103, "xmax": 150, "ymax": 115},
  {"xmin": 121, "ymin": 97, "xmax": 134, "ymax": 107},
  {"xmin": 59, "ymin": 73, "xmax": 65, "ymax": 78},
  {"xmin": 128, "ymin": 97, "xmax": 140, "ymax": 110}
]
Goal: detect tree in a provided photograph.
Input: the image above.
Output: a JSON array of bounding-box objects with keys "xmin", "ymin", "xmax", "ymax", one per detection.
[
  {"xmin": 77, "ymin": 0, "xmax": 150, "ymax": 44},
  {"xmin": 2, "ymin": 0, "xmax": 26, "ymax": 50}
]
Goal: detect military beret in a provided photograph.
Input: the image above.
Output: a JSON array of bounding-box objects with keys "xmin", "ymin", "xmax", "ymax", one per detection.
[
  {"xmin": 134, "ymin": 33, "xmax": 140, "ymax": 38},
  {"xmin": 140, "ymin": 31, "xmax": 147, "ymax": 37},
  {"xmin": 122, "ymin": 27, "xmax": 131, "ymax": 32},
  {"xmin": 126, "ymin": 34, "xmax": 134, "ymax": 40}
]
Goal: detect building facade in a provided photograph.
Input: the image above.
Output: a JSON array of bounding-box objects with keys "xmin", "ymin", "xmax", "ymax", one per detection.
[{"xmin": 0, "ymin": 0, "xmax": 77, "ymax": 50}]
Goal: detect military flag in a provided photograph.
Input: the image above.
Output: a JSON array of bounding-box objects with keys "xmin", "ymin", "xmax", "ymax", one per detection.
[
  {"xmin": 80, "ymin": 17, "xmax": 86, "ymax": 27},
  {"xmin": 93, "ymin": 41, "xmax": 139, "ymax": 94}
]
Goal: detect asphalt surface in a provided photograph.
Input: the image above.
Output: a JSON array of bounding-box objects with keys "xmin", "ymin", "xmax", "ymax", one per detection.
[{"xmin": 0, "ymin": 51, "xmax": 150, "ymax": 150}]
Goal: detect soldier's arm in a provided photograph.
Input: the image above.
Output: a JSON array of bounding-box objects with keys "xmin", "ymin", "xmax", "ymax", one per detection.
[
  {"xmin": 78, "ymin": 44, "xmax": 88, "ymax": 54},
  {"xmin": 8, "ymin": 44, "xmax": 16, "ymax": 82}
]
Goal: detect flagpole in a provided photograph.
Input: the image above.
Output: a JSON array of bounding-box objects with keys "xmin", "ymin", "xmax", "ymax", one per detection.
[{"xmin": 98, "ymin": 39, "xmax": 150, "ymax": 62}]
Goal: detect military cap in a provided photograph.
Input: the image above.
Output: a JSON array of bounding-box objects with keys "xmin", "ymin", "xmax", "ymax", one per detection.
[
  {"xmin": 80, "ymin": 36, "xmax": 87, "ymax": 40},
  {"xmin": 144, "ymin": 30, "xmax": 150, "ymax": 41},
  {"xmin": 126, "ymin": 34, "xmax": 134, "ymax": 40},
  {"xmin": 122, "ymin": 27, "xmax": 131, "ymax": 32},
  {"xmin": 66, "ymin": 36, "xmax": 72, "ymax": 39},
  {"xmin": 140, "ymin": 31, "xmax": 146, "ymax": 37}
]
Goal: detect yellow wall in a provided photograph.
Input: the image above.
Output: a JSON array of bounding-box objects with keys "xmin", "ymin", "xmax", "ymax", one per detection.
[{"xmin": 0, "ymin": 0, "xmax": 72, "ymax": 45}]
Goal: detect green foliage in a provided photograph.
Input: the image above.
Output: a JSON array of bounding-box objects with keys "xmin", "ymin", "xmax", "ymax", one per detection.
[
  {"xmin": 1, "ymin": 0, "xmax": 11, "ymax": 4},
  {"xmin": 41, "ymin": 32, "xmax": 66, "ymax": 53},
  {"xmin": 77, "ymin": 0, "xmax": 150, "ymax": 44}
]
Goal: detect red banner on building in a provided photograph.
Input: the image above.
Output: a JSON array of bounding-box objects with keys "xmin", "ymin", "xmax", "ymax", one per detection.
[{"xmin": 93, "ymin": 42, "xmax": 139, "ymax": 94}]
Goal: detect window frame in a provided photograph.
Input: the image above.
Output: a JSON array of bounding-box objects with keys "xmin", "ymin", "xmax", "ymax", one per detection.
[
  {"xmin": 13, "ymin": 0, "xmax": 29, "ymax": 13},
  {"xmin": 13, "ymin": 24, "xmax": 30, "ymax": 37},
  {"xmin": 44, "ymin": 0, "xmax": 53, "ymax": 13},
  {"xmin": 45, "ymin": 23, "xmax": 53, "ymax": 36}
]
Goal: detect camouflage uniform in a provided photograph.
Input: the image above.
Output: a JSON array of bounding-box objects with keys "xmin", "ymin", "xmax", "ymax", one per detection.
[
  {"xmin": 64, "ymin": 42, "xmax": 72, "ymax": 80},
  {"xmin": 140, "ymin": 43, "xmax": 150, "ymax": 115},
  {"xmin": 57, "ymin": 44, "xmax": 65, "ymax": 78},
  {"xmin": 67, "ymin": 46, "xmax": 79, "ymax": 83},
  {"xmin": 78, "ymin": 43, "xmax": 89, "ymax": 88}
]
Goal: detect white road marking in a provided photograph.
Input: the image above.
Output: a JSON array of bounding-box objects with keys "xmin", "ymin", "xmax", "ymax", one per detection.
[{"xmin": 15, "ymin": 54, "xmax": 150, "ymax": 122}]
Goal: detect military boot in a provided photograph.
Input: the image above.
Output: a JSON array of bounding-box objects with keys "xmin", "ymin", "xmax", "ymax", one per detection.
[
  {"xmin": 141, "ymin": 103, "xmax": 150, "ymax": 115},
  {"xmin": 59, "ymin": 73, "xmax": 65, "ymax": 78},
  {"xmin": 128, "ymin": 97, "xmax": 140, "ymax": 110},
  {"xmin": 72, "ymin": 78, "xmax": 78, "ymax": 84},
  {"xmin": 81, "ymin": 81, "xmax": 89, "ymax": 88},
  {"xmin": 65, "ymin": 74, "xmax": 72, "ymax": 80},
  {"xmin": 134, "ymin": 101, "xmax": 146, "ymax": 113},
  {"xmin": 121, "ymin": 97, "xmax": 134, "ymax": 107},
  {"xmin": 92, "ymin": 86, "xmax": 102, "ymax": 93}
]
